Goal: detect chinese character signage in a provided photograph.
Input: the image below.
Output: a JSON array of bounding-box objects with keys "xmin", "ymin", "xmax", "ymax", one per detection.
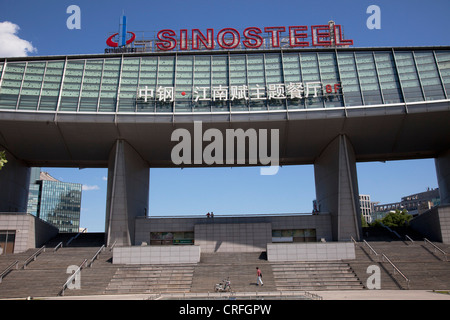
[{"xmin": 137, "ymin": 82, "xmax": 341, "ymax": 103}]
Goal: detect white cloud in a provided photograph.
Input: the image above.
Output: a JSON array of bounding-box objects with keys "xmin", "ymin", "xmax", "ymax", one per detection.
[
  {"xmin": 0, "ymin": 21, "xmax": 36, "ymax": 57},
  {"xmin": 82, "ymin": 185, "xmax": 100, "ymax": 191},
  {"xmin": 102, "ymin": 176, "xmax": 108, "ymax": 181}
]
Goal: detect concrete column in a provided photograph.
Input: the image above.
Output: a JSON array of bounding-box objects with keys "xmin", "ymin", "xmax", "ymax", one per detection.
[
  {"xmin": 314, "ymin": 135, "xmax": 362, "ymax": 241},
  {"xmin": 105, "ymin": 140, "xmax": 149, "ymax": 247},
  {"xmin": 435, "ymin": 149, "xmax": 450, "ymax": 205},
  {"xmin": 0, "ymin": 149, "xmax": 30, "ymax": 212}
]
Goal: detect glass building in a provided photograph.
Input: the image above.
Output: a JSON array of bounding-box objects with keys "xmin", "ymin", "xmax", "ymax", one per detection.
[
  {"xmin": 0, "ymin": 47, "xmax": 449, "ymax": 114},
  {"xmin": 27, "ymin": 168, "xmax": 82, "ymax": 233}
]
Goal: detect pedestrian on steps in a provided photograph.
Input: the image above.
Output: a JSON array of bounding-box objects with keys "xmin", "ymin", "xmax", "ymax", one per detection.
[{"xmin": 256, "ymin": 267, "xmax": 263, "ymax": 286}]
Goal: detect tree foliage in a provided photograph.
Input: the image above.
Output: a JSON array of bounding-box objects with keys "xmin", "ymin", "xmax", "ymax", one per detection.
[
  {"xmin": 0, "ymin": 151, "xmax": 7, "ymax": 170},
  {"xmin": 370, "ymin": 209, "xmax": 412, "ymax": 227}
]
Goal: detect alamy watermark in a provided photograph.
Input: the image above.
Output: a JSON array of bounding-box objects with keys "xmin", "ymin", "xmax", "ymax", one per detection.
[
  {"xmin": 171, "ymin": 121, "xmax": 280, "ymax": 175},
  {"xmin": 66, "ymin": 5, "xmax": 81, "ymax": 30},
  {"xmin": 366, "ymin": 5, "xmax": 381, "ymax": 30},
  {"xmin": 66, "ymin": 265, "xmax": 81, "ymax": 290},
  {"xmin": 366, "ymin": 265, "xmax": 381, "ymax": 289}
]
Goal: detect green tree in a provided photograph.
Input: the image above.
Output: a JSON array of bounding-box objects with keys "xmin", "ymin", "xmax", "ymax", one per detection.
[
  {"xmin": 0, "ymin": 151, "xmax": 7, "ymax": 170},
  {"xmin": 371, "ymin": 209, "xmax": 411, "ymax": 227},
  {"xmin": 361, "ymin": 214, "xmax": 369, "ymax": 227}
]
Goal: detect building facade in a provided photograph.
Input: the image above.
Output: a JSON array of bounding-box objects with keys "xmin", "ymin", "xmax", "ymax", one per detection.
[
  {"xmin": 374, "ymin": 188, "xmax": 441, "ymax": 217},
  {"xmin": 0, "ymin": 43, "xmax": 450, "ymax": 246},
  {"xmin": 1, "ymin": 47, "xmax": 449, "ymax": 113},
  {"xmin": 27, "ymin": 168, "xmax": 82, "ymax": 232},
  {"xmin": 359, "ymin": 195, "xmax": 375, "ymax": 224}
]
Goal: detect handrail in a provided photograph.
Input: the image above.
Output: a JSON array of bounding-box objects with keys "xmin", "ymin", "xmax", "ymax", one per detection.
[
  {"xmin": 87, "ymin": 245, "xmax": 105, "ymax": 268},
  {"xmin": 363, "ymin": 240, "xmax": 379, "ymax": 259},
  {"xmin": 380, "ymin": 223, "xmax": 401, "ymax": 239},
  {"xmin": 66, "ymin": 232, "xmax": 82, "ymax": 246},
  {"xmin": 424, "ymin": 238, "xmax": 448, "ymax": 261},
  {"xmin": 405, "ymin": 235, "xmax": 415, "ymax": 244},
  {"xmin": 0, "ymin": 260, "xmax": 18, "ymax": 283},
  {"xmin": 54, "ymin": 242, "xmax": 63, "ymax": 252},
  {"xmin": 23, "ymin": 246, "xmax": 46, "ymax": 269},
  {"xmin": 109, "ymin": 239, "xmax": 117, "ymax": 251},
  {"xmin": 59, "ymin": 259, "xmax": 87, "ymax": 296},
  {"xmin": 382, "ymin": 254, "xmax": 410, "ymax": 289}
]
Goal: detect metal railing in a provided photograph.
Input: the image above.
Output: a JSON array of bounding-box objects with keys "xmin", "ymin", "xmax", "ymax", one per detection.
[
  {"xmin": 405, "ymin": 235, "xmax": 415, "ymax": 244},
  {"xmin": 109, "ymin": 240, "xmax": 117, "ymax": 251},
  {"xmin": 380, "ymin": 222, "xmax": 402, "ymax": 239},
  {"xmin": 382, "ymin": 254, "xmax": 410, "ymax": 289},
  {"xmin": 363, "ymin": 240, "xmax": 380, "ymax": 261},
  {"xmin": 66, "ymin": 229, "xmax": 86, "ymax": 246},
  {"xmin": 59, "ymin": 259, "xmax": 87, "ymax": 296},
  {"xmin": 54, "ymin": 242, "xmax": 63, "ymax": 252},
  {"xmin": 0, "ymin": 260, "xmax": 18, "ymax": 283},
  {"xmin": 424, "ymin": 238, "xmax": 448, "ymax": 261},
  {"xmin": 87, "ymin": 245, "xmax": 105, "ymax": 268},
  {"xmin": 23, "ymin": 246, "xmax": 46, "ymax": 269}
]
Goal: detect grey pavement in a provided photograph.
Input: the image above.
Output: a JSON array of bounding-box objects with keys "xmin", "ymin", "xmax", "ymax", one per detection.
[
  {"xmin": 12, "ymin": 290, "xmax": 450, "ymax": 300},
  {"xmin": 309, "ymin": 290, "xmax": 450, "ymax": 300}
]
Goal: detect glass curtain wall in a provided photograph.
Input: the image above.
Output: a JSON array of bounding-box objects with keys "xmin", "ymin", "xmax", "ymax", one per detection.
[{"xmin": 1, "ymin": 49, "xmax": 449, "ymax": 113}]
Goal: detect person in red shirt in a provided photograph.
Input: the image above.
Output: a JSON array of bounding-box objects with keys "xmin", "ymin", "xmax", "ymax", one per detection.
[{"xmin": 256, "ymin": 267, "xmax": 263, "ymax": 286}]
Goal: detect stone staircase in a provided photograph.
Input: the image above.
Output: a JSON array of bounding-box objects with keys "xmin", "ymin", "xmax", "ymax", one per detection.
[
  {"xmin": 62, "ymin": 248, "xmax": 118, "ymax": 297},
  {"xmin": 0, "ymin": 246, "xmax": 102, "ymax": 298},
  {"xmin": 271, "ymin": 261, "xmax": 364, "ymax": 291},
  {"xmin": 191, "ymin": 252, "xmax": 277, "ymax": 293},
  {"xmin": 0, "ymin": 232, "xmax": 112, "ymax": 298},
  {"xmin": 2, "ymin": 231, "xmax": 449, "ymax": 298},
  {"xmin": 348, "ymin": 240, "xmax": 450, "ymax": 290},
  {"xmin": 104, "ymin": 264, "xmax": 195, "ymax": 294}
]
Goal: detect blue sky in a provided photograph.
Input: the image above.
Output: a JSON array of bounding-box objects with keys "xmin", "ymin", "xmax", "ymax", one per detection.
[{"xmin": 1, "ymin": 0, "xmax": 448, "ymax": 231}]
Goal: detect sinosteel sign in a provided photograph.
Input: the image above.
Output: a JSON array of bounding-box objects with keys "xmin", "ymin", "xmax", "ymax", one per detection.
[
  {"xmin": 106, "ymin": 18, "xmax": 353, "ymax": 52},
  {"xmin": 154, "ymin": 24, "xmax": 353, "ymax": 51}
]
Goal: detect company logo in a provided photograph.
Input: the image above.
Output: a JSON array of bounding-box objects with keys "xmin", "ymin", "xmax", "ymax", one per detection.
[
  {"xmin": 106, "ymin": 32, "xmax": 136, "ymax": 47},
  {"xmin": 106, "ymin": 15, "xmax": 136, "ymax": 47}
]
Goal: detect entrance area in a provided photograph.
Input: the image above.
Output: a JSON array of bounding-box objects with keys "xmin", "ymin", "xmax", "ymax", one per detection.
[{"xmin": 0, "ymin": 230, "xmax": 15, "ymax": 255}]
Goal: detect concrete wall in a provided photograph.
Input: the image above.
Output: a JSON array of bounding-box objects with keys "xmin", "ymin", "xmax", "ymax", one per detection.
[
  {"xmin": 0, "ymin": 149, "xmax": 30, "ymax": 212},
  {"xmin": 267, "ymin": 242, "xmax": 355, "ymax": 262},
  {"xmin": 135, "ymin": 214, "xmax": 333, "ymax": 253},
  {"xmin": 410, "ymin": 205, "xmax": 450, "ymax": 243},
  {"xmin": 105, "ymin": 140, "xmax": 149, "ymax": 247},
  {"xmin": 314, "ymin": 135, "xmax": 362, "ymax": 241},
  {"xmin": 436, "ymin": 149, "xmax": 450, "ymax": 205},
  {"xmin": 0, "ymin": 213, "xmax": 58, "ymax": 253},
  {"xmin": 112, "ymin": 245, "xmax": 201, "ymax": 264},
  {"xmin": 195, "ymin": 223, "xmax": 271, "ymax": 253}
]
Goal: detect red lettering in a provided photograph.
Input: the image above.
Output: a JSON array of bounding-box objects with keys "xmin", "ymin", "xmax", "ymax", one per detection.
[
  {"xmin": 149, "ymin": 24, "xmax": 353, "ymax": 51},
  {"xmin": 311, "ymin": 25, "xmax": 331, "ymax": 47},
  {"xmin": 217, "ymin": 28, "xmax": 240, "ymax": 49},
  {"xmin": 180, "ymin": 29, "xmax": 188, "ymax": 50},
  {"xmin": 243, "ymin": 27, "xmax": 263, "ymax": 49},
  {"xmin": 289, "ymin": 26, "xmax": 309, "ymax": 47},
  {"xmin": 264, "ymin": 26, "xmax": 285, "ymax": 48},
  {"xmin": 156, "ymin": 29, "xmax": 177, "ymax": 51},
  {"xmin": 333, "ymin": 25, "xmax": 353, "ymax": 46},
  {"xmin": 192, "ymin": 29, "xmax": 214, "ymax": 50},
  {"xmin": 334, "ymin": 83, "xmax": 341, "ymax": 93}
]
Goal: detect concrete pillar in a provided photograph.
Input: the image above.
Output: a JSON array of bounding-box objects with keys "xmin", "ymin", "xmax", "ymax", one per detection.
[
  {"xmin": 105, "ymin": 140, "xmax": 149, "ymax": 247},
  {"xmin": 435, "ymin": 149, "xmax": 450, "ymax": 205},
  {"xmin": 314, "ymin": 135, "xmax": 362, "ymax": 241},
  {"xmin": 0, "ymin": 149, "xmax": 30, "ymax": 212}
]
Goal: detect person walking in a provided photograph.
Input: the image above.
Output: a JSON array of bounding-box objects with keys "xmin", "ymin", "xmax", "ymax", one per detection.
[{"xmin": 256, "ymin": 267, "xmax": 263, "ymax": 286}]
